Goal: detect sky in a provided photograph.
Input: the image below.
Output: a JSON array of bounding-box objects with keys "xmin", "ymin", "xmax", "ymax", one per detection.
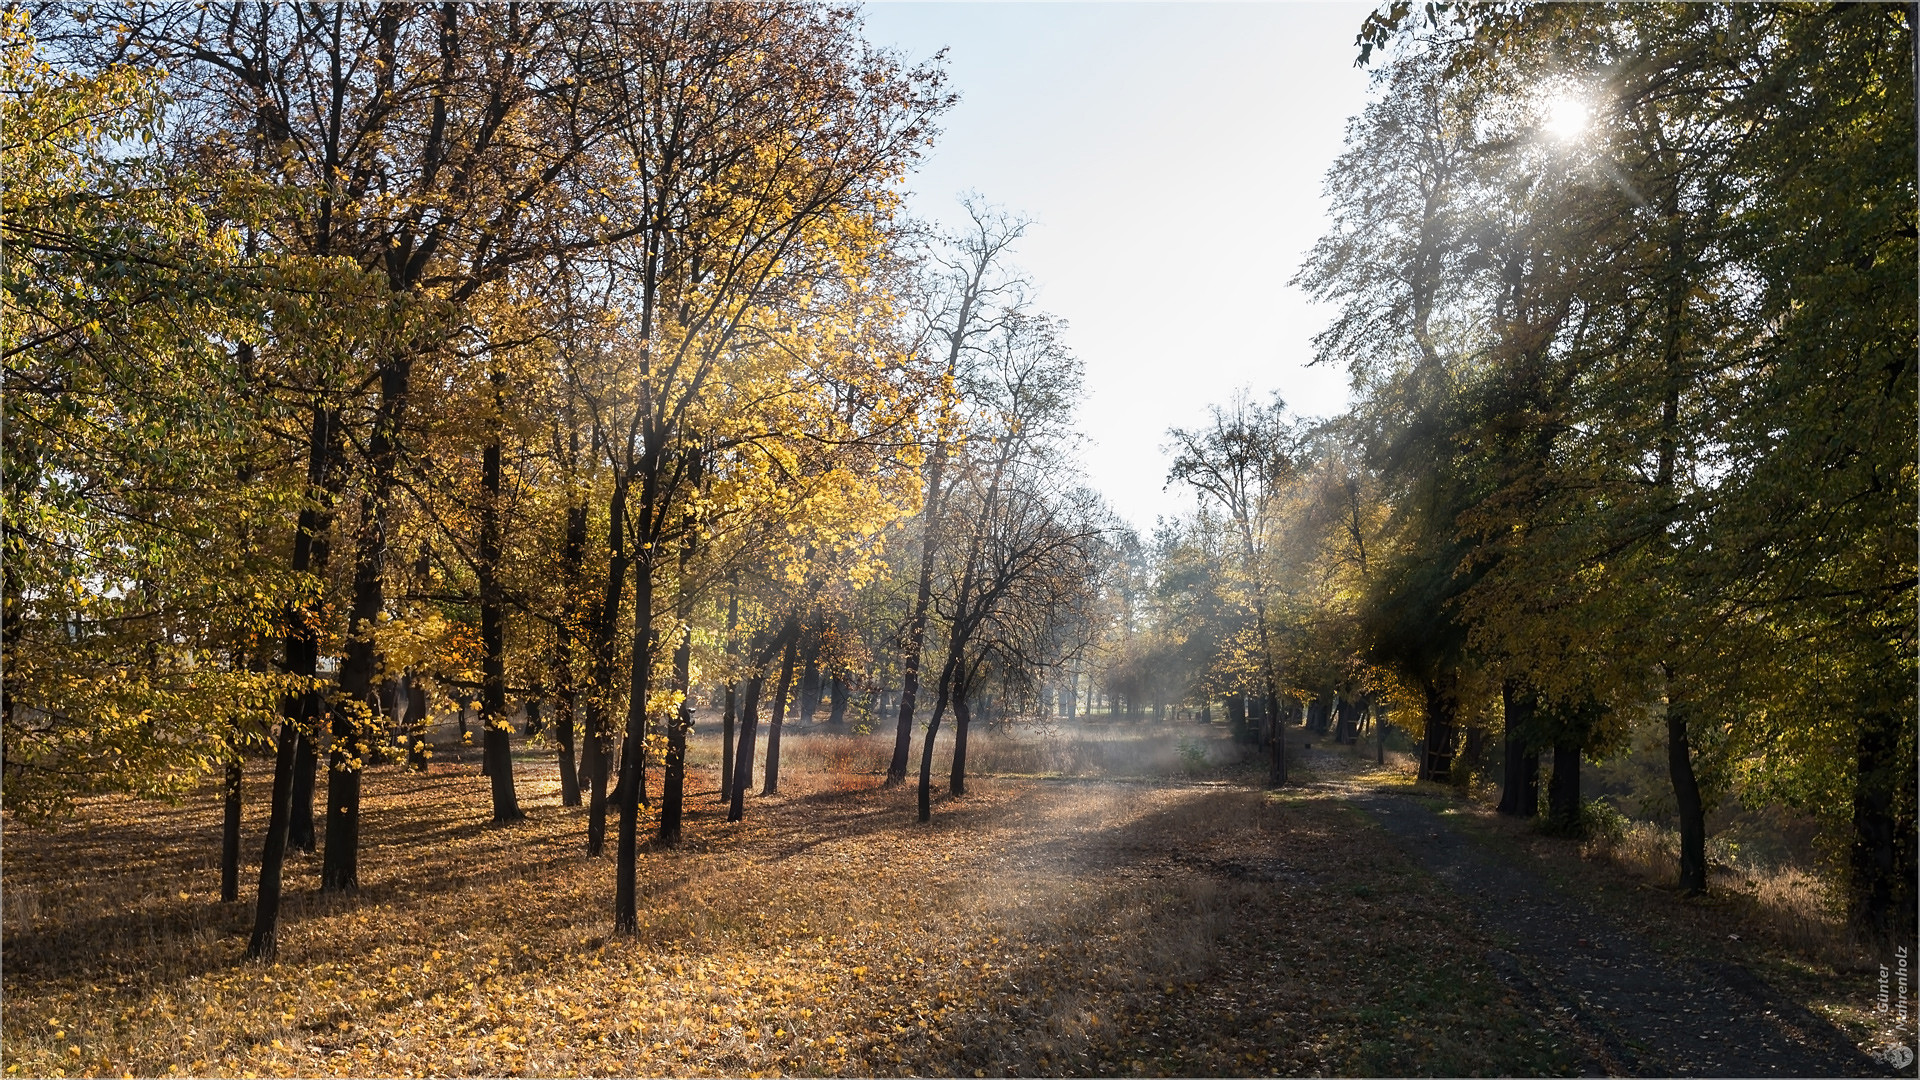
[{"xmin": 858, "ymin": 1, "xmax": 1379, "ymax": 533}]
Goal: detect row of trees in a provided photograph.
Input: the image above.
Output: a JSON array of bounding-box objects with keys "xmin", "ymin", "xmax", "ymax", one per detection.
[
  {"xmin": 5, "ymin": 2, "xmax": 1110, "ymax": 961},
  {"xmin": 1119, "ymin": 3, "xmax": 1914, "ymax": 944}
]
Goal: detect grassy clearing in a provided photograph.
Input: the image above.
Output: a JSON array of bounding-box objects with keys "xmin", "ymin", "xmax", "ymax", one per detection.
[{"xmin": 3, "ymin": 721, "xmax": 1581, "ymax": 1078}]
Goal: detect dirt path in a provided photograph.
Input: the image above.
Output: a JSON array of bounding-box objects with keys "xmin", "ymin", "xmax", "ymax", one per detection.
[{"xmin": 1348, "ymin": 785, "xmax": 1885, "ymax": 1077}]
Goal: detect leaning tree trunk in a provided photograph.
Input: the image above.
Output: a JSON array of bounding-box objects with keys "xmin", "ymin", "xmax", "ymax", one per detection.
[
  {"xmin": 762, "ymin": 621, "xmax": 800, "ymax": 796},
  {"xmin": 888, "ymin": 434, "xmax": 951, "ymax": 787},
  {"xmin": 1666, "ymin": 695, "xmax": 1707, "ymax": 894},
  {"xmin": 727, "ymin": 675, "xmax": 767, "ymax": 823},
  {"xmin": 918, "ymin": 655, "xmax": 959, "ymax": 823},
  {"xmin": 246, "ymin": 405, "xmax": 340, "ymax": 958},
  {"xmin": 323, "ymin": 360, "xmax": 414, "ymax": 892}
]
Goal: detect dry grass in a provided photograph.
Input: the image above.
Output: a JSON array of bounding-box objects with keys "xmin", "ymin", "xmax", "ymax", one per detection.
[{"xmin": 2, "ymin": 719, "xmax": 1579, "ymax": 1078}]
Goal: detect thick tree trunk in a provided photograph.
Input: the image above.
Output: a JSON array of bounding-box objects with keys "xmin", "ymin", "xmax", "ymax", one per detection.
[
  {"xmin": 727, "ymin": 675, "xmax": 766, "ymax": 823},
  {"xmin": 289, "ymin": 733, "xmax": 318, "ymax": 853},
  {"xmin": 1419, "ymin": 676, "xmax": 1456, "ymax": 784},
  {"xmin": 797, "ymin": 613, "xmax": 824, "ymax": 723},
  {"xmin": 1548, "ymin": 740, "xmax": 1582, "ymax": 834},
  {"xmin": 250, "ymin": 406, "xmax": 340, "ymax": 950},
  {"xmin": 479, "ymin": 428, "xmax": 523, "ymax": 824},
  {"xmin": 828, "ymin": 671, "xmax": 848, "ymax": 725},
  {"xmin": 762, "ymin": 621, "xmax": 800, "ymax": 795},
  {"xmin": 244, "ymin": 702, "xmax": 306, "ymax": 961},
  {"xmin": 949, "ymin": 686, "xmax": 972, "ymax": 797},
  {"xmin": 1497, "ymin": 682, "xmax": 1538, "ymax": 817},
  {"xmin": 324, "ymin": 360, "xmax": 414, "ymax": 892},
  {"xmin": 918, "ymin": 665, "xmax": 955, "ymax": 823},
  {"xmin": 718, "ymin": 580, "xmax": 739, "ymax": 803},
  {"xmin": 1264, "ymin": 686, "xmax": 1285, "ymax": 787},
  {"xmin": 1667, "ymin": 700, "xmax": 1707, "ymax": 894},
  {"xmin": 1848, "ymin": 708, "xmax": 1912, "ymax": 941},
  {"xmin": 403, "ymin": 675, "xmax": 429, "ymax": 771}
]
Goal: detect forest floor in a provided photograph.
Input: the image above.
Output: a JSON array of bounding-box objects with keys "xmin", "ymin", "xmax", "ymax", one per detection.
[{"xmin": 1, "ymin": 720, "xmax": 1907, "ymax": 1077}]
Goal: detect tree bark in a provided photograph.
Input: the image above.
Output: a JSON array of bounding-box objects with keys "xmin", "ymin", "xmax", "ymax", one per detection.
[
  {"xmin": 324, "ymin": 359, "xmax": 415, "ymax": 892},
  {"xmin": 888, "ymin": 434, "xmax": 948, "ymax": 787},
  {"xmin": 827, "ymin": 670, "xmax": 848, "ymax": 725},
  {"xmin": 1667, "ymin": 698, "xmax": 1707, "ymax": 894},
  {"xmin": 552, "ymin": 503, "xmax": 588, "ymax": 806},
  {"xmin": 1497, "ymin": 681, "xmax": 1538, "ymax": 817},
  {"xmin": 612, "ymin": 539, "xmax": 656, "ymax": 933},
  {"xmin": 658, "ymin": 522, "xmax": 699, "ymax": 847},
  {"xmin": 220, "ymin": 744, "xmax": 243, "ymax": 903},
  {"xmin": 1548, "ymin": 740, "xmax": 1582, "ymax": 834},
  {"xmin": 727, "ymin": 675, "xmax": 766, "ymax": 823},
  {"xmin": 762, "ymin": 618, "xmax": 800, "ymax": 795},
  {"xmin": 478, "ymin": 414, "xmax": 524, "ymax": 825},
  {"xmin": 949, "ymin": 680, "xmax": 972, "ymax": 797},
  {"xmin": 1848, "ymin": 708, "xmax": 1911, "ymax": 940},
  {"xmin": 247, "ymin": 405, "xmax": 341, "ymax": 956},
  {"xmin": 403, "ymin": 675, "xmax": 429, "ymax": 772},
  {"xmin": 918, "ymin": 652, "xmax": 959, "ymax": 822},
  {"xmin": 1419, "ymin": 674, "xmax": 1456, "ymax": 784},
  {"xmin": 583, "ymin": 477, "xmax": 629, "ymax": 858},
  {"xmin": 289, "ymin": 733, "xmax": 318, "ymax": 853},
  {"xmin": 718, "ymin": 578, "xmax": 739, "ymax": 804}
]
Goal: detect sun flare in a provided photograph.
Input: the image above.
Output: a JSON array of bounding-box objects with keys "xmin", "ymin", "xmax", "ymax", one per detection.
[{"xmin": 1542, "ymin": 91, "xmax": 1591, "ymax": 142}]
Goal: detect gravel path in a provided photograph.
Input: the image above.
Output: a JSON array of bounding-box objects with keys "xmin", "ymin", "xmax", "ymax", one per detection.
[{"xmin": 1351, "ymin": 787, "xmax": 1886, "ymax": 1077}]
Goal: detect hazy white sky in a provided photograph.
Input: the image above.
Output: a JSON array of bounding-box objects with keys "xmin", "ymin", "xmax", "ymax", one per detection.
[{"xmin": 859, "ymin": 1, "xmax": 1376, "ymax": 532}]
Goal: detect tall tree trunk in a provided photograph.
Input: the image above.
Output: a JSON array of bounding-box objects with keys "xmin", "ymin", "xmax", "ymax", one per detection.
[
  {"xmin": 247, "ymin": 405, "xmax": 341, "ymax": 958},
  {"xmin": 918, "ymin": 653, "xmax": 959, "ymax": 823},
  {"xmin": 828, "ymin": 670, "xmax": 848, "ymax": 724},
  {"xmin": 478, "ymin": 409, "xmax": 523, "ymax": 824},
  {"xmin": 1548, "ymin": 740, "xmax": 1582, "ymax": 834},
  {"xmin": 613, "ymin": 542, "xmax": 655, "ymax": 933},
  {"xmin": 719, "ymin": 577, "xmax": 739, "ymax": 804},
  {"xmin": 797, "ymin": 612, "xmax": 824, "ymax": 723},
  {"xmin": 1498, "ymin": 681, "xmax": 1539, "ymax": 817},
  {"xmin": 324, "ymin": 360, "xmax": 414, "ymax": 892},
  {"xmin": 220, "ymin": 739, "xmax": 243, "ymax": 903},
  {"xmin": 289, "ymin": 733, "xmax": 318, "ymax": 853},
  {"xmin": 948, "ymin": 678, "xmax": 973, "ymax": 797},
  {"xmin": 1667, "ymin": 696, "xmax": 1707, "ymax": 894},
  {"xmin": 762, "ymin": 618, "xmax": 800, "ymax": 795},
  {"xmin": 404, "ymin": 675, "xmax": 429, "ymax": 771},
  {"xmin": 888, "ymin": 434, "xmax": 948, "ymax": 786},
  {"xmin": 1419, "ymin": 674, "xmax": 1456, "ymax": 784},
  {"xmin": 658, "ymin": 519, "xmax": 699, "ymax": 847},
  {"xmin": 727, "ymin": 674, "xmax": 766, "ymax": 823},
  {"xmin": 584, "ymin": 477, "xmax": 629, "ymax": 858},
  {"xmin": 552, "ymin": 504, "xmax": 587, "ymax": 807},
  {"xmin": 1848, "ymin": 708, "xmax": 1911, "ymax": 941}
]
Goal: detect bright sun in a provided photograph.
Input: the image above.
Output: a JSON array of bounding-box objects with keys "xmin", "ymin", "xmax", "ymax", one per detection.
[{"xmin": 1542, "ymin": 92, "xmax": 1591, "ymax": 142}]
